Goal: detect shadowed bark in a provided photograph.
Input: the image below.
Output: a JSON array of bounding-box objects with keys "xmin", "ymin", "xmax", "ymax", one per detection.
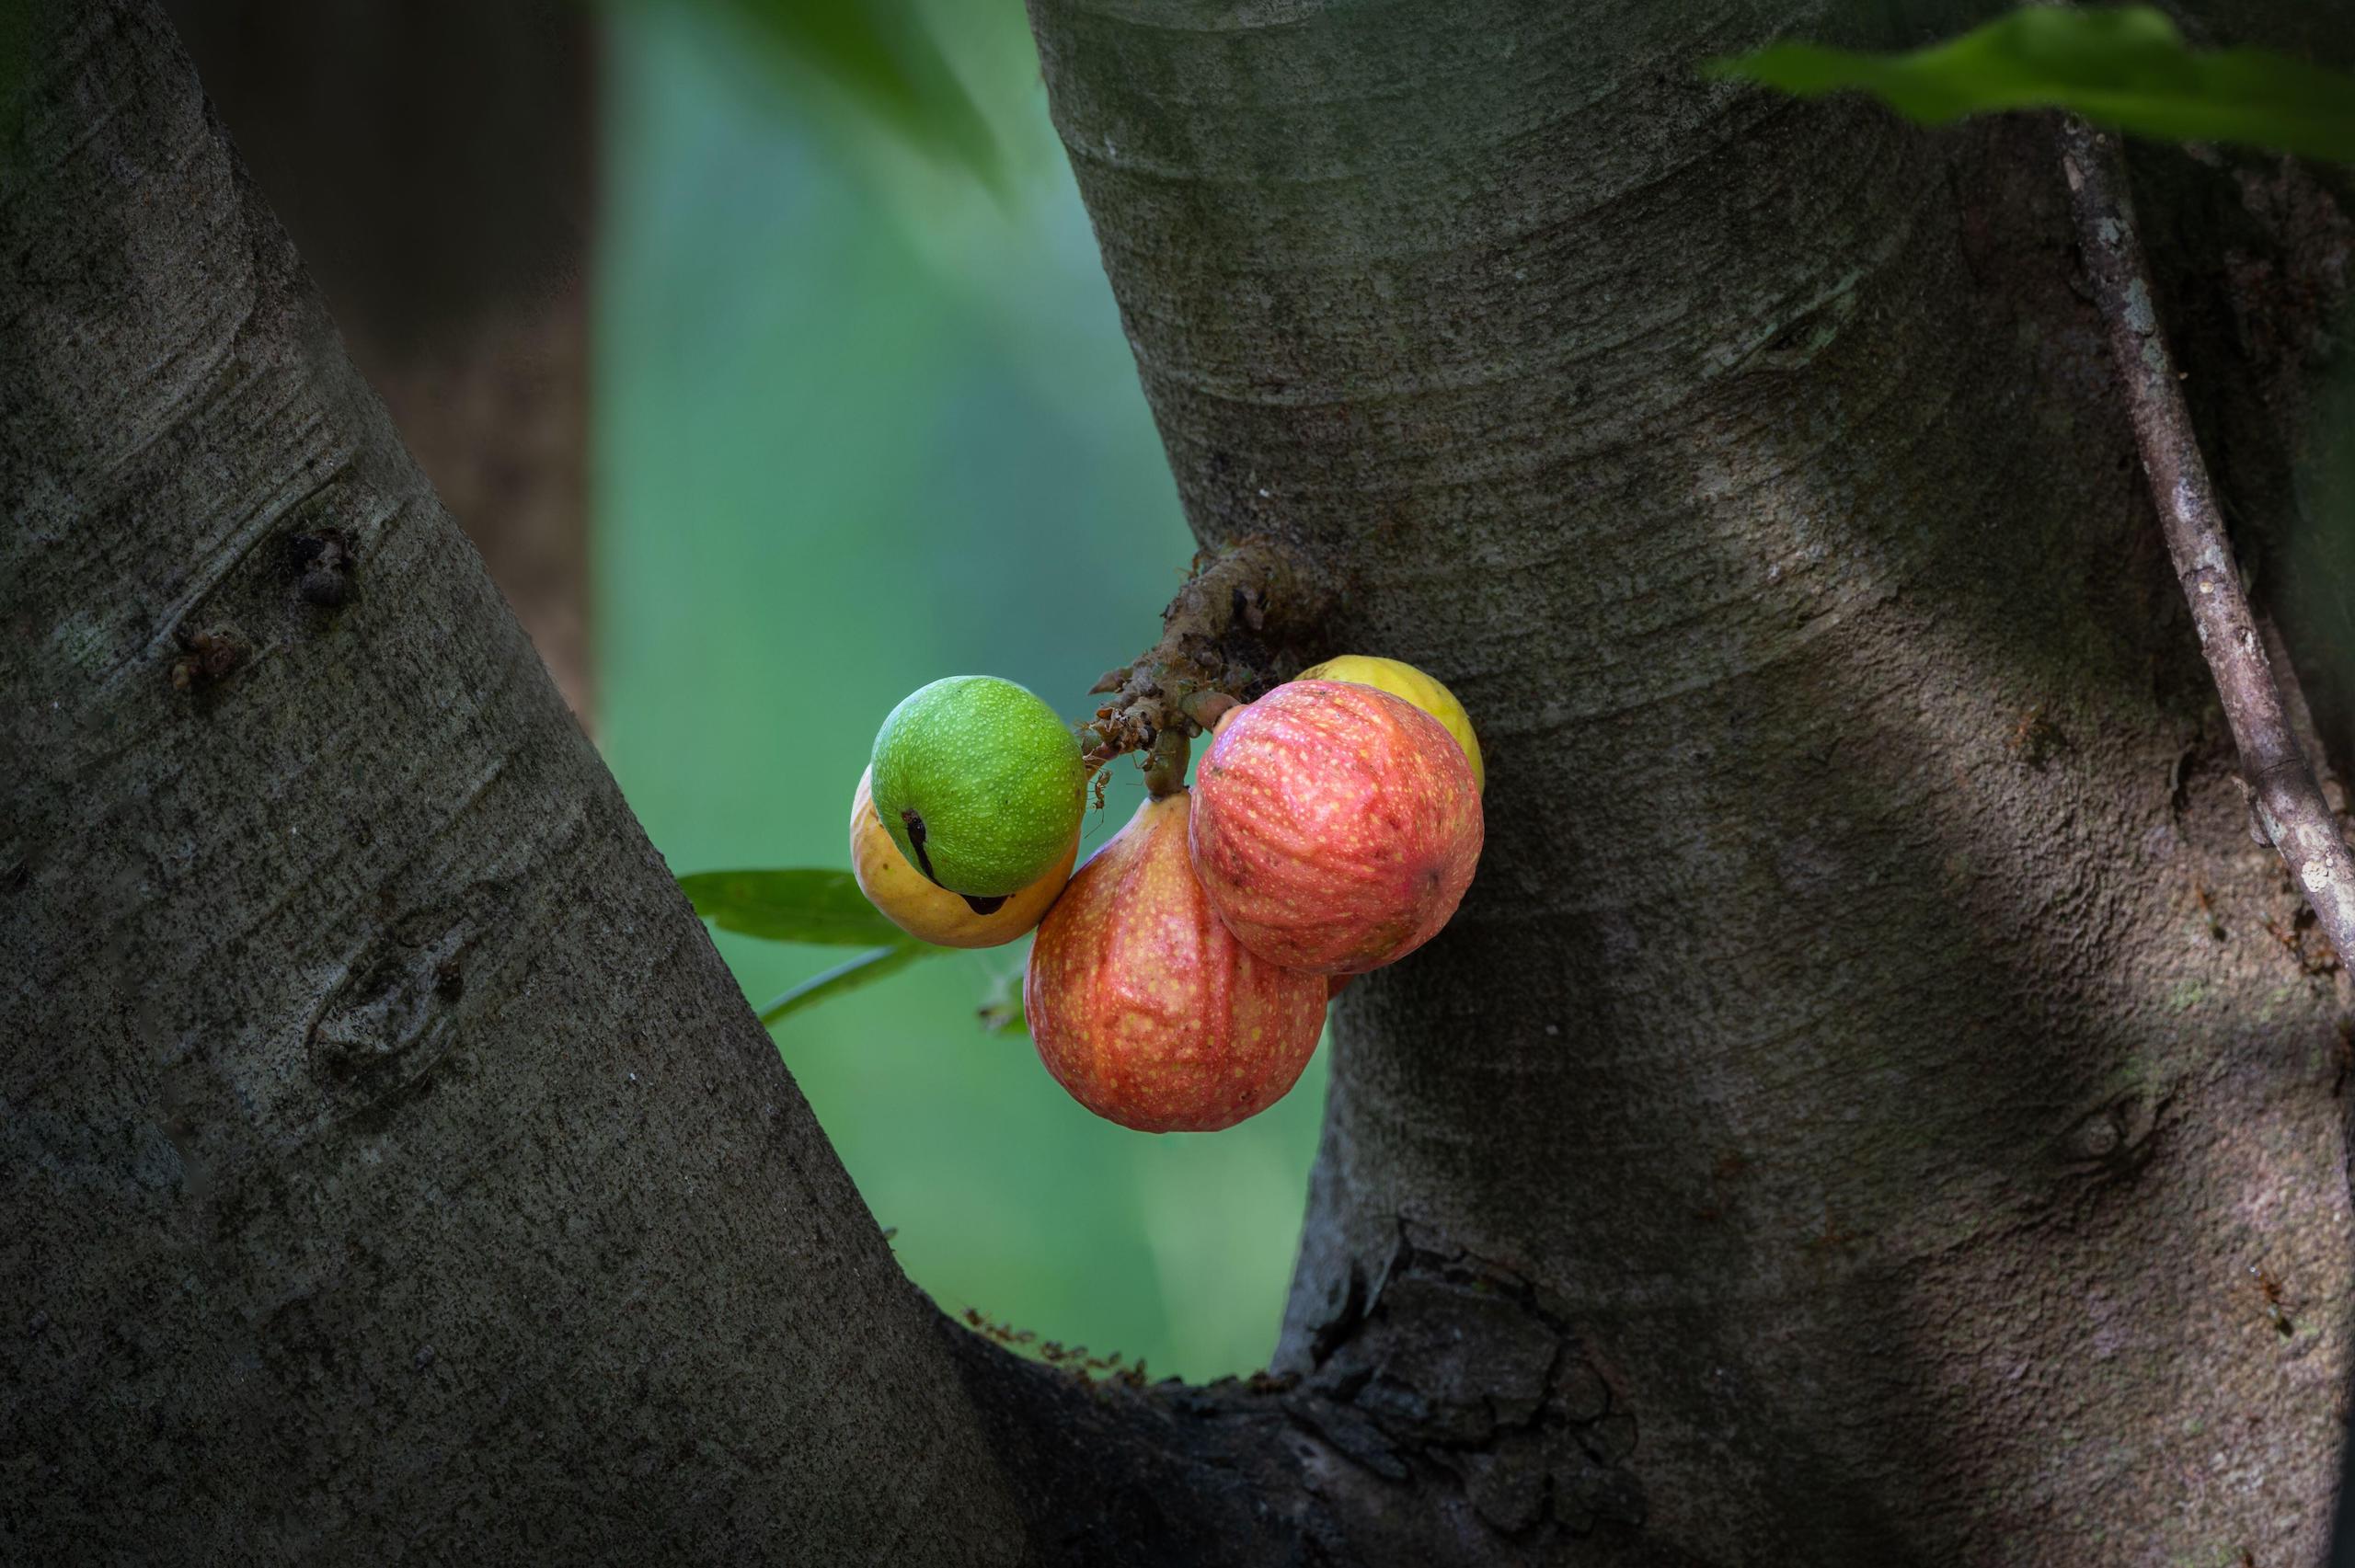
[
  {"xmin": 1, "ymin": 4, "xmax": 1019, "ymax": 1558},
  {"xmin": 163, "ymin": 0, "xmax": 599, "ymax": 719},
  {"xmin": 2062, "ymin": 112, "xmax": 2355, "ymax": 997}
]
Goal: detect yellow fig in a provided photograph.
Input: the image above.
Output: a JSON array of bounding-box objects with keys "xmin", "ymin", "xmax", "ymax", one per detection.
[
  {"xmin": 849, "ymin": 767, "xmax": 1075, "ymax": 948},
  {"xmin": 1296, "ymin": 654, "xmax": 1483, "ymax": 790}
]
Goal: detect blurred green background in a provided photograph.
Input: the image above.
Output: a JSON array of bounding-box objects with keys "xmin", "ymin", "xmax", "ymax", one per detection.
[{"xmin": 591, "ymin": 0, "xmax": 1327, "ymax": 1382}]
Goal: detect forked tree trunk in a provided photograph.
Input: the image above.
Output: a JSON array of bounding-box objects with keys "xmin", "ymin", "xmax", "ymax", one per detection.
[{"xmin": 7, "ymin": 0, "xmax": 2355, "ymax": 1564}]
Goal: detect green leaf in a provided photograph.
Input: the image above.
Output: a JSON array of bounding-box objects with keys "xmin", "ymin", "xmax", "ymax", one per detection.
[
  {"xmin": 704, "ymin": 0, "xmax": 1001, "ymax": 186},
  {"xmin": 1706, "ymin": 6, "xmax": 2355, "ymax": 163},
  {"xmin": 758, "ymin": 943, "xmax": 935, "ymax": 1025},
  {"xmin": 678, "ymin": 867, "xmax": 907, "ymax": 946}
]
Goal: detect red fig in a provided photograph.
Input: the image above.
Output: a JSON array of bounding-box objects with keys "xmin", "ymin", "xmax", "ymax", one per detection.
[
  {"xmin": 1189, "ymin": 679, "xmax": 1482, "ymax": 974},
  {"xmin": 1025, "ymin": 792, "xmax": 1327, "ymax": 1133}
]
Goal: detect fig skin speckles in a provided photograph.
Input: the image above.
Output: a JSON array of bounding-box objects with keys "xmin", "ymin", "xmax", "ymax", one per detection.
[
  {"xmin": 868, "ymin": 675, "xmax": 1085, "ymax": 898},
  {"xmin": 1025, "ymin": 791, "xmax": 1327, "ymax": 1133},
  {"xmin": 1189, "ymin": 680, "xmax": 1483, "ymax": 975},
  {"xmin": 1296, "ymin": 653, "xmax": 1485, "ymax": 790}
]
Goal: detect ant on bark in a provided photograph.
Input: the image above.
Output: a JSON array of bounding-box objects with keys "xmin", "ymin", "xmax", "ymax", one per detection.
[{"xmin": 2247, "ymin": 1262, "xmax": 2293, "ymax": 1338}]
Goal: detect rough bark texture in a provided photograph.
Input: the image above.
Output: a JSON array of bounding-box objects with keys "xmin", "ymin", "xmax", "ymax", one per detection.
[
  {"xmin": 2128, "ymin": 5, "xmax": 2355, "ymax": 794},
  {"xmin": 0, "ymin": 4, "xmax": 1022, "ymax": 1559},
  {"xmin": 1020, "ymin": 0, "xmax": 2355, "ymax": 1562}
]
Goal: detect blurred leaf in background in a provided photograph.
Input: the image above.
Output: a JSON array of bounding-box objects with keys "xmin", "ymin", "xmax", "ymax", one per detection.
[
  {"xmin": 1708, "ymin": 6, "xmax": 2355, "ymax": 162},
  {"xmin": 597, "ymin": 0, "xmax": 1325, "ymax": 1383},
  {"xmin": 975, "ymin": 964, "xmax": 1027, "ymax": 1036},
  {"xmin": 692, "ymin": 0, "xmax": 1001, "ymax": 187}
]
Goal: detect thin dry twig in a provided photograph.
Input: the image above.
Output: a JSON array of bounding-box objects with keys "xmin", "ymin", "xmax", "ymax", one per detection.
[{"xmin": 2058, "ymin": 116, "xmax": 2355, "ymax": 966}]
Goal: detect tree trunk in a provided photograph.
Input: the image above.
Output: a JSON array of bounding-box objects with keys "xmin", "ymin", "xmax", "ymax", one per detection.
[
  {"xmin": 1021, "ymin": 0, "xmax": 2355, "ymax": 1562},
  {"xmin": 12, "ymin": 0, "xmax": 2355, "ymax": 1564},
  {"xmin": 2, "ymin": 5, "xmax": 1021, "ymax": 1558}
]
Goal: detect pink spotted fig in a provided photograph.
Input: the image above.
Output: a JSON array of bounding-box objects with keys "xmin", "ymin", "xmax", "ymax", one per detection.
[
  {"xmin": 1189, "ymin": 679, "xmax": 1482, "ymax": 975},
  {"xmin": 1025, "ymin": 791, "xmax": 1327, "ymax": 1133}
]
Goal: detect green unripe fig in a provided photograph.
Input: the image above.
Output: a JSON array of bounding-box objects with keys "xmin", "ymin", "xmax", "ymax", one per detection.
[{"xmin": 869, "ymin": 675, "xmax": 1086, "ymax": 898}]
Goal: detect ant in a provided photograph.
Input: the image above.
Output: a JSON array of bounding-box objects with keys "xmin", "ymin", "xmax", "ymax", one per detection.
[
  {"xmin": 2009, "ymin": 704, "xmax": 2062, "ymax": 768},
  {"xmin": 2248, "ymin": 1263, "xmax": 2293, "ymax": 1338},
  {"xmin": 2191, "ymin": 879, "xmax": 2224, "ymax": 942},
  {"xmin": 2259, "ymin": 910, "xmax": 2338, "ymax": 977}
]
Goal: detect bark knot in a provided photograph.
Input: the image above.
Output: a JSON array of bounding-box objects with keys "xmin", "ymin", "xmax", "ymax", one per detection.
[
  {"xmin": 283, "ymin": 527, "xmax": 357, "ymax": 609},
  {"xmin": 306, "ymin": 880, "xmax": 511, "ymax": 1120}
]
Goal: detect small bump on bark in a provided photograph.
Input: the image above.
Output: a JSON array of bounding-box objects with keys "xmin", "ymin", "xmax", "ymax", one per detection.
[
  {"xmin": 167, "ymin": 624, "xmax": 245, "ymax": 691},
  {"xmin": 284, "ymin": 527, "xmax": 357, "ymax": 609}
]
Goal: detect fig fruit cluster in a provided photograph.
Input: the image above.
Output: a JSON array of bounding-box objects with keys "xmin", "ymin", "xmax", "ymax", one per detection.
[{"xmin": 851, "ymin": 662, "xmax": 1484, "ymax": 1133}]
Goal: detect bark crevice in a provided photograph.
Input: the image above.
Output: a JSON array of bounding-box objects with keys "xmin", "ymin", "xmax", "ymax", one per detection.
[{"xmin": 942, "ymin": 1223, "xmax": 1675, "ymax": 1567}]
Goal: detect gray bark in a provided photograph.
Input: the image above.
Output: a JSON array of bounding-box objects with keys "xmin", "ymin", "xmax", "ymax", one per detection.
[
  {"xmin": 2060, "ymin": 113, "xmax": 2355, "ymax": 1017},
  {"xmin": 1021, "ymin": 0, "xmax": 2355, "ymax": 1562},
  {"xmin": 2, "ymin": 4, "xmax": 1021, "ymax": 1559}
]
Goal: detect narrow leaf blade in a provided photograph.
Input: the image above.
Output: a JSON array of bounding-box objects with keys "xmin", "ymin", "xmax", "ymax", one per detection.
[
  {"xmin": 678, "ymin": 868, "xmax": 906, "ymax": 946},
  {"xmin": 758, "ymin": 943, "xmax": 935, "ymax": 1026}
]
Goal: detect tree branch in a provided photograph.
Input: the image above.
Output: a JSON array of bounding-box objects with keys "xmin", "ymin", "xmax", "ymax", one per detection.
[
  {"xmin": 1031, "ymin": 0, "xmax": 2355, "ymax": 1552},
  {"xmin": 2060, "ymin": 114, "xmax": 2355, "ymax": 966}
]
